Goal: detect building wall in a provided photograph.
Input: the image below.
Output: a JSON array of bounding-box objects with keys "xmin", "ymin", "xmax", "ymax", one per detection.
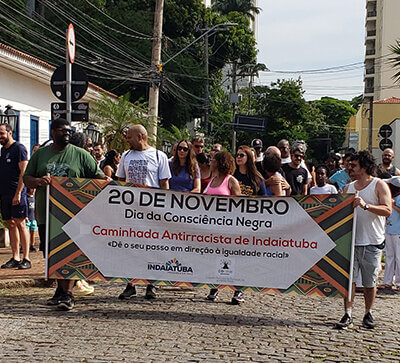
[
  {"xmin": 0, "ymin": 65, "xmax": 53, "ymax": 154},
  {"xmin": 364, "ymin": 0, "xmax": 400, "ymax": 100},
  {"xmin": 348, "ymin": 102, "xmax": 400, "ymax": 167},
  {"xmin": 377, "ymin": 0, "xmax": 400, "ymax": 99}
]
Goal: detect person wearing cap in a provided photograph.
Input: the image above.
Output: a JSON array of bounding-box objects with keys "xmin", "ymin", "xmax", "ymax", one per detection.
[
  {"xmin": 251, "ymin": 139, "xmax": 263, "ymax": 162},
  {"xmin": 381, "ymin": 176, "xmax": 400, "ymax": 291},
  {"xmin": 335, "ymin": 150, "xmax": 392, "ymax": 330},
  {"xmin": 281, "ymin": 144, "xmax": 309, "ymax": 195}
]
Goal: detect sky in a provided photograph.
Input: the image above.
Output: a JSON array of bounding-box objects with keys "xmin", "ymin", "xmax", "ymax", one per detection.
[{"xmin": 255, "ymin": 0, "xmax": 366, "ymax": 101}]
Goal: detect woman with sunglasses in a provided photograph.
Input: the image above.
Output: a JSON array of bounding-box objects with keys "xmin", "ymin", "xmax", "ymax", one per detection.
[
  {"xmin": 169, "ymin": 140, "xmax": 200, "ymax": 193},
  {"xmin": 234, "ymin": 145, "xmax": 267, "ymax": 196},
  {"xmin": 203, "ymin": 151, "xmax": 242, "ymax": 304}
]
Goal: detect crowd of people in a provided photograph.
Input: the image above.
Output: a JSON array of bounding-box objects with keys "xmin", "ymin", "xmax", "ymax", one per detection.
[{"xmin": 1, "ymin": 120, "xmax": 400, "ymax": 330}]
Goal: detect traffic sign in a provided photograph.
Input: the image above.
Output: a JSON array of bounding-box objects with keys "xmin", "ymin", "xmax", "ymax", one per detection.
[
  {"xmin": 379, "ymin": 124, "xmax": 392, "ymax": 138},
  {"xmin": 51, "ymin": 102, "xmax": 89, "ymax": 122},
  {"xmin": 67, "ymin": 23, "xmax": 75, "ymax": 63},
  {"xmin": 50, "ymin": 64, "xmax": 88, "ymax": 102},
  {"xmin": 379, "ymin": 138, "xmax": 393, "ymax": 151}
]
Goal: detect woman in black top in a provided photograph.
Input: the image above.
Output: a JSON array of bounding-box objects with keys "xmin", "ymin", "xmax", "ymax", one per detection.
[{"xmin": 233, "ymin": 145, "xmax": 266, "ymax": 196}]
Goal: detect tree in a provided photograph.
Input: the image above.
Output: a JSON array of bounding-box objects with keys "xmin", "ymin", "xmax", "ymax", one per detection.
[
  {"xmin": 390, "ymin": 40, "xmax": 400, "ymax": 82},
  {"xmin": 212, "ymin": 0, "xmax": 261, "ymax": 21},
  {"xmin": 350, "ymin": 94, "xmax": 363, "ymax": 110},
  {"xmin": 235, "ymin": 79, "xmax": 326, "ymax": 156},
  {"xmin": 91, "ymin": 93, "xmax": 148, "ymax": 153},
  {"xmin": 312, "ymin": 97, "xmax": 357, "ymax": 154}
]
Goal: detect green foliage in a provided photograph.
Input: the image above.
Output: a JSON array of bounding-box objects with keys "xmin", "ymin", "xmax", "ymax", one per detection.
[
  {"xmin": 390, "ymin": 40, "xmax": 400, "ymax": 82},
  {"xmin": 90, "ymin": 92, "xmax": 148, "ymax": 154},
  {"xmin": 350, "ymin": 94, "xmax": 363, "ymax": 110},
  {"xmin": 156, "ymin": 124, "xmax": 190, "ymax": 150},
  {"xmin": 312, "ymin": 97, "xmax": 357, "ymax": 153},
  {"xmin": 212, "ymin": 0, "xmax": 261, "ymax": 21}
]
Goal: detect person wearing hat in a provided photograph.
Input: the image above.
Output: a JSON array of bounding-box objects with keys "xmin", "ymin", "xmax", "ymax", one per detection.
[
  {"xmin": 381, "ymin": 176, "xmax": 400, "ymax": 291},
  {"xmin": 251, "ymin": 139, "xmax": 263, "ymax": 163}
]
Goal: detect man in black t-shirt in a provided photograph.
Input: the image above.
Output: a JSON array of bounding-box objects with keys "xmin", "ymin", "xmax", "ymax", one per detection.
[
  {"xmin": 0, "ymin": 123, "xmax": 31, "ymax": 269},
  {"xmin": 281, "ymin": 144, "xmax": 308, "ymax": 195}
]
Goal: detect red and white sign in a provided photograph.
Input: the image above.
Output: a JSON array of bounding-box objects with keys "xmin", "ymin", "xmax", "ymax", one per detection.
[{"xmin": 67, "ymin": 23, "xmax": 75, "ymax": 63}]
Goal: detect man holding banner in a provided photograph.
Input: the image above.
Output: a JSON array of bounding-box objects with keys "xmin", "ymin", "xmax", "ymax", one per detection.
[
  {"xmin": 336, "ymin": 151, "xmax": 392, "ymax": 330},
  {"xmin": 23, "ymin": 118, "xmax": 107, "ymax": 311},
  {"xmin": 116, "ymin": 124, "xmax": 171, "ymax": 300}
]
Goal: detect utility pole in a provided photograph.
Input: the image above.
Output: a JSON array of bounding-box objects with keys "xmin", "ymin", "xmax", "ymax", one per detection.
[
  {"xmin": 368, "ymin": 97, "xmax": 373, "ymax": 152},
  {"xmin": 148, "ymin": 0, "xmax": 164, "ymax": 143},
  {"xmin": 204, "ymin": 28, "xmax": 210, "ymax": 134},
  {"xmin": 231, "ymin": 61, "xmax": 238, "ymax": 153}
]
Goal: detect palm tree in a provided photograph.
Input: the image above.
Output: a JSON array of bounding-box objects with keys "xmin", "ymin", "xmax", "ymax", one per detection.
[
  {"xmin": 390, "ymin": 40, "xmax": 400, "ymax": 82},
  {"xmin": 90, "ymin": 92, "xmax": 148, "ymax": 153},
  {"xmin": 212, "ymin": 0, "xmax": 261, "ymax": 21}
]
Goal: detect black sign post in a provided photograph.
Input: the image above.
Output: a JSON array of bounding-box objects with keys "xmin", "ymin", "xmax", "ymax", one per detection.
[
  {"xmin": 51, "ymin": 102, "xmax": 89, "ymax": 122},
  {"xmin": 378, "ymin": 124, "xmax": 393, "ymax": 151}
]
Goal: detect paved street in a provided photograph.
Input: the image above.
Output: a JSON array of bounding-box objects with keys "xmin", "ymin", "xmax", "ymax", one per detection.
[{"xmin": 0, "ymin": 281, "xmax": 399, "ymax": 362}]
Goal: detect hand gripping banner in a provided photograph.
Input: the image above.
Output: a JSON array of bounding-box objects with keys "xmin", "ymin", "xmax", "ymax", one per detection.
[{"xmin": 47, "ymin": 177, "xmax": 355, "ymax": 298}]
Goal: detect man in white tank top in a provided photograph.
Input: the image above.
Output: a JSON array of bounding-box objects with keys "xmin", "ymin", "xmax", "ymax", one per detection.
[{"xmin": 335, "ymin": 151, "xmax": 392, "ymax": 330}]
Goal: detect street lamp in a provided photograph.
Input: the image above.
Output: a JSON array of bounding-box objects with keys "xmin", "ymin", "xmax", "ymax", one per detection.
[
  {"xmin": 83, "ymin": 122, "xmax": 100, "ymax": 143},
  {"xmin": 0, "ymin": 105, "xmax": 18, "ymax": 131}
]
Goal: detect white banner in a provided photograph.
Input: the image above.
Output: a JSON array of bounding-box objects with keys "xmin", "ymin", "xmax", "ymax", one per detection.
[{"xmin": 63, "ymin": 185, "xmax": 335, "ymax": 289}]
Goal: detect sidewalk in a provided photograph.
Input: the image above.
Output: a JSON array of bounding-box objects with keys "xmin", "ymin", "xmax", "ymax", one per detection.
[{"xmin": 0, "ymin": 247, "xmax": 46, "ymax": 288}]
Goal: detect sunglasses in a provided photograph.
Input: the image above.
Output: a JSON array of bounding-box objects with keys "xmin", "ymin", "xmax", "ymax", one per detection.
[
  {"xmin": 178, "ymin": 146, "xmax": 189, "ymax": 152},
  {"xmin": 293, "ymin": 154, "xmax": 304, "ymax": 159},
  {"xmin": 56, "ymin": 128, "xmax": 74, "ymax": 135},
  {"xmin": 236, "ymin": 153, "xmax": 246, "ymax": 158},
  {"xmin": 194, "ymin": 144, "xmax": 204, "ymax": 148}
]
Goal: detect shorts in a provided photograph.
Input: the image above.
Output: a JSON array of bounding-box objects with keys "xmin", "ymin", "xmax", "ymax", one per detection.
[
  {"xmin": 353, "ymin": 245, "xmax": 382, "ymax": 288},
  {"xmin": 0, "ymin": 194, "xmax": 28, "ymax": 220},
  {"xmin": 26, "ymin": 219, "xmax": 38, "ymax": 231}
]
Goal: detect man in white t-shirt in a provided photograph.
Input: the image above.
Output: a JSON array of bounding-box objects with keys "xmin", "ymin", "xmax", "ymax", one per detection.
[{"xmin": 116, "ymin": 124, "xmax": 171, "ymax": 300}]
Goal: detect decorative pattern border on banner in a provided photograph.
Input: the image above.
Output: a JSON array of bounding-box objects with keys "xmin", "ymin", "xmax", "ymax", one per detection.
[{"xmin": 48, "ymin": 177, "xmax": 354, "ymax": 298}]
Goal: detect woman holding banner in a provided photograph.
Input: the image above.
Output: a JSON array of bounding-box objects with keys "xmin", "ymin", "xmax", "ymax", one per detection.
[
  {"xmin": 169, "ymin": 140, "xmax": 200, "ymax": 193},
  {"xmin": 203, "ymin": 151, "xmax": 243, "ymax": 304},
  {"xmin": 234, "ymin": 145, "xmax": 267, "ymax": 196}
]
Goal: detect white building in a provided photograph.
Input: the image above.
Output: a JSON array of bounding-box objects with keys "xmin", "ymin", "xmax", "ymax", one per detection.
[
  {"xmin": 364, "ymin": 0, "xmax": 400, "ymax": 100},
  {"xmin": 0, "ymin": 43, "xmax": 115, "ymax": 157}
]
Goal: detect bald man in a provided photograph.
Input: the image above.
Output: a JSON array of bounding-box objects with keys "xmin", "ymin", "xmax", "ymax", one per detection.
[
  {"xmin": 379, "ymin": 148, "xmax": 400, "ymax": 176},
  {"xmin": 116, "ymin": 124, "xmax": 171, "ymax": 300}
]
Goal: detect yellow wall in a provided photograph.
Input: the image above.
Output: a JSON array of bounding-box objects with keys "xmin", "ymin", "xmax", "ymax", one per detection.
[{"xmin": 346, "ymin": 102, "xmax": 400, "ymax": 150}]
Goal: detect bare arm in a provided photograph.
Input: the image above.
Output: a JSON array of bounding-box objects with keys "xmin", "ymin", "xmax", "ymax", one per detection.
[
  {"xmin": 396, "ymin": 168, "xmax": 400, "ymax": 176},
  {"xmin": 353, "ymin": 180, "xmax": 392, "ymax": 217},
  {"xmin": 23, "ymin": 174, "xmax": 51, "ymax": 189},
  {"xmin": 229, "ymin": 176, "xmax": 242, "ymax": 196},
  {"xmin": 159, "ymin": 178, "xmax": 169, "ymax": 190},
  {"xmin": 191, "ymin": 178, "xmax": 201, "ymax": 193},
  {"xmin": 13, "ymin": 160, "xmax": 28, "ymax": 205},
  {"xmin": 103, "ymin": 165, "xmax": 114, "ymax": 178}
]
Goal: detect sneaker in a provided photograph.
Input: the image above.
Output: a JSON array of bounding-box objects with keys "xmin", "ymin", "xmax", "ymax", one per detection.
[
  {"xmin": 1, "ymin": 258, "xmax": 21, "ymax": 269},
  {"xmin": 231, "ymin": 291, "xmax": 245, "ymax": 305},
  {"xmin": 74, "ymin": 280, "xmax": 94, "ymax": 296},
  {"xmin": 17, "ymin": 258, "xmax": 32, "ymax": 270},
  {"xmin": 30, "ymin": 245, "xmax": 37, "ymax": 252},
  {"xmin": 145, "ymin": 285, "xmax": 157, "ymax": 300},
  {"xmin": 335, "ymin": 313, "xmax": 353, "ymax": 329},
  {"xmin": 47, "ymin": 288, "xmax": 63, "ymax": 306},
  {"xmin": 57, "ymin": 292, "xmax": 75, "ymax": 311},
  {"xmin": 118, "ymin": 284, "xmax": 137, "ymax": 300},
  {"xmin": 362, "ymin": 312, "xmax": 376, "ymax": 329},
  {"xmin": 206, "ymin": 288, "xmax": 219, "ymax": 301}
]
